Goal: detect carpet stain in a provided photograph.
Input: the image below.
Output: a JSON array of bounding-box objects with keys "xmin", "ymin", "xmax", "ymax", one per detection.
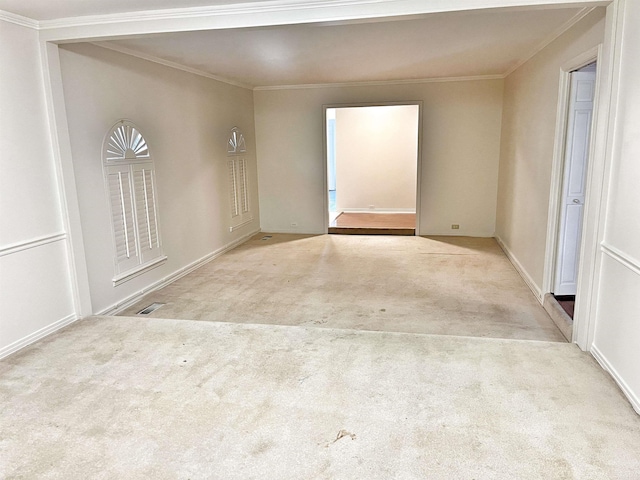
[{"xmin": 332, "ymin": 430, "xmax": 356, "ymax": 444}]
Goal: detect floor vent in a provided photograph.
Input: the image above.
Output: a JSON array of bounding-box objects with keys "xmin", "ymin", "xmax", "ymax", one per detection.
[
  {"xmin": 137, "ymin": 302, "xmax": 165, "ymax": 315},
  {"xmin": 261, "ymin": 235, "xmax": 273, "ymax": 241}
]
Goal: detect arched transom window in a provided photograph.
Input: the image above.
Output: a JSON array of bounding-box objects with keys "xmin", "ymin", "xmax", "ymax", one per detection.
[{"xmin": 103, "ymin": 120, "xmax": 166, "ymax": 284}]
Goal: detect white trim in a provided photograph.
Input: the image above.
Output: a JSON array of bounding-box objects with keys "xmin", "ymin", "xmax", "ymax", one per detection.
[
  {"xmin": 573, "ymin": 1, "xmax": 623, "ymax": 351},
  {"xmin": 40, "ymin": 41, "xmax": 94, "ymax": 317},
  {"xmin": 543, "ymin": 45, "xmax": 601, "ymax": 296},
  {"xmin": 601, "ymin": 243, "xmax": 640, "ymax": 276},
  {"xmin": 323, "ymin": 101, "xmax": 422, "ymax": 236},
  {"xmin": 341, "ymin": 208, "xmax": 416, "ymax": 214},
  {"xmin": 36, "ymin": 0, "xmax": 604, "ymax": 37},
  {"xmin": 591, "ymin": 344, "xmax": 640, "ymax": 415},
  {"xmin": 99, "ymin": 228, "xmax": 260, "ymax": 315},
  {"xmin": 92, "ymin": 42, "xmax": 253, "ymax": 90},
  {"xmin": 112, "ymin": 255, "xmax": 168, "ymax": 286},
  {"xmin": 542, "ymin": 68, "xmax": 572, "ymax": 294},
  {"xmin": 255, "ymin": 75, "xmax": 504, "ymax": 91},
  {"xmin": 495, "ymin": 235, "xmax": 543, "ymax": 303},
  {"xmin": 229, "ymin": 218, "xmax": 255, "ymax": 232},
  {"xmin": 0, "ymin": 314, "xmax": 78, "ymax": 360},
  {"xmin": 0, "ymin": 9, "xmax": 39, "ymax": 29},
  {"xmin": 0, "ymin": 233, "xmax": 66, "ymax": 257},
  {"xmin": 503, "ymin": 7, "xmax": 597, "ymax": 77}
]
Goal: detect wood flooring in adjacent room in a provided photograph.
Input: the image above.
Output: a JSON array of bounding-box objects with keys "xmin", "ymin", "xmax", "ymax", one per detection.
[
  {"xmin": 329, "ymin": 212, "xmax": 415, "ymax": 235},
  {"xmin": 120, "ymin": 234, "xmax": 566, "ymax": 342}
]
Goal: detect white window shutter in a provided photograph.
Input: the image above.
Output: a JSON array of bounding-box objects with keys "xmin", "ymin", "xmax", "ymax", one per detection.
[
  {"xmin": 229, "ymin": 159, "xmax": 239, "ymax": 218},
  {"xmin": 227, "ymin": 127, "xmax": 252, "ymax": 231},
  {"xmin": 238, "ymin": 157, "xmax": 249, "ymax": 214},
  {"xmin": 133, "ymin": 163, "xmax": 162, "ymax": 264},
  {"xmin": 106, "ymin": 164, "xmax": 140, "ymax": 274}
]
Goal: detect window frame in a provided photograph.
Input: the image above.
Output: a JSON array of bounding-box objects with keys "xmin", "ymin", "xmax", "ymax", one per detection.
[
  {"xmin": 102, "ymin": 120, "xmax": 166, "ymax": 286},
  {"xmin": 227, "ymin": 127, "xmax": 252, "ymax": 232}
]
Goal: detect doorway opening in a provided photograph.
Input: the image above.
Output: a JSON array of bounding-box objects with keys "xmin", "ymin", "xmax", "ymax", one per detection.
[
  {"xmin": 325, "ymin": 104, "xmax": 420, "ymax": 235},
  {"xmin": 548, "ymin": 61, "xmax": 597, "ymax": 327}
]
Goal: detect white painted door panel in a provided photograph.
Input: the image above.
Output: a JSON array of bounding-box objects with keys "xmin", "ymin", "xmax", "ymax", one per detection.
[{"xmin": 554, "ymin": 70, "xmax": 596, "ymax": 296}]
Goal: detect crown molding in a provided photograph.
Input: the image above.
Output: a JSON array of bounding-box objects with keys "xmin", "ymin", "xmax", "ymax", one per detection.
[
  {"xmin": 253, "ymin": 74, "xmax": 505, "ymax": 91},
  {"xmin": 503, "ymin": 6, "xmax": 597, "ymax": 77},
  {"xmin": 0, "ymin": 9, "xmax": 39, "ymax": 29},
  {"xmin": 92, "ymin": 42, "xmax": 254, "ymax": 90}
]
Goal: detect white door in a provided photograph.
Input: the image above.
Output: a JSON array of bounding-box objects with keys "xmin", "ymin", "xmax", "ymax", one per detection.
[{"xmin": 554, "ymin": 69, "xmax": 596, "ymax": 296}]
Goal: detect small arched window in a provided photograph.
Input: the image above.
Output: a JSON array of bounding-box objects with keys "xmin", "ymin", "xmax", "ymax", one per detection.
[
  {"xmin": 103, "ymin": 120, "xmax": 166, "ymax": 285},
  {"xmin": 227, "ymin": 127, "xmax": 252, "ymax": 231}
]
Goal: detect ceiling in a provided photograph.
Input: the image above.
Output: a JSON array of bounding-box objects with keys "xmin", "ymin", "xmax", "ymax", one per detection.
[{"xmin": 0, "ymin": 0, "xmax": 597, "ymax": 88}]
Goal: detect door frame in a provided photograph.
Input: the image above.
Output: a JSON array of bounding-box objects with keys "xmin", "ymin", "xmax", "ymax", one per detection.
[
  {"xmin": 543, "ymin": 46, "xmax": 602, "ymax": 344},
  {"xmin": 322, "ymin": 101, "xmax": 424, "ymax": 235}
]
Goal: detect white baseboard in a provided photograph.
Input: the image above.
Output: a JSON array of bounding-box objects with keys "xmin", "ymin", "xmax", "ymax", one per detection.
[
  {"xmin": 0, "ymin": 314, "xmax": 78, "ymax": 360},
  {"xmin": 98, "ymin": 228, "xmax": 261, "ymax": 315},
  {"xmin": 591, "ymin": 345, "xmax": 640, "ymax": 416},
  {"xmin": 260, "ymin": 227, "xmax": 324, "ymax": 235},
  {"xmin": 495, "ymin": 235, "xmax": 543, "ymax": 303},
  {"xmin": 341, "ymin": 208, "xmax": 416, "ymax": 214}
]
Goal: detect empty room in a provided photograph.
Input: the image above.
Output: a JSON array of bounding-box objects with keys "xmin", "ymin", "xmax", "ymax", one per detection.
[{"xmin": 1, "ymin": 0, "xmax": 640, "ymax": 478}]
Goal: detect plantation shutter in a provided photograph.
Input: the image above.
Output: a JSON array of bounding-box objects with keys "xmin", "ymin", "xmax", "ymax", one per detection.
[
  {"xmin": 229, "ymin": 159, "xmax": 239, "ymax": 218},
  {"xmin": 132, "ymin": 163, "xmax": 161, "ymax": 264},
  {"xmin": 238, "ymin": 157, "xmax": 249, "ymax": 214},
  {"xmin": 106, "ymin": 164, "xmax": 140, "ymax": 274},
  {"xmin": 227, "ymin": 127, "xmax": 252, "ymax": 231}
]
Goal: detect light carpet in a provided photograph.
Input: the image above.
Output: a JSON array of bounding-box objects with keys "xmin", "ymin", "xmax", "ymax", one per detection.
[
  {"xmin": 1, "ymin": 316, "xmax": 639, "ymax": 479},
  {"xmin": 120, "ymin": 234, "xmax": 566, "ymax": 342}
]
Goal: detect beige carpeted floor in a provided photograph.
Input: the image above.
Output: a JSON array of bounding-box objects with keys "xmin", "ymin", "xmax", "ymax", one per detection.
[
  {"xmin": 1, "ymin": 316, "xmax": 639, "ymax": 479},
  {"xmin": 120, "ymin": 234, "xmax": 566, "ymax": 342}
]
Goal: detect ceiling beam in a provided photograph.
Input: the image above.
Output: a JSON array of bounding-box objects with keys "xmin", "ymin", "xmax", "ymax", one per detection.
[{"xmin": 38, "ymin": 0, "xmax": 609, "ymax": 43}]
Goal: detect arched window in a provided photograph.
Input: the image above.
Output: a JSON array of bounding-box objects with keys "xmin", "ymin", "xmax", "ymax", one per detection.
[
  {"xmin": 227, "ymin": 127, "xmax": 252, "ymax": 231},
  {"xmin": 103, "ymin": 120, "xmax": 166, "ymax": 285}
]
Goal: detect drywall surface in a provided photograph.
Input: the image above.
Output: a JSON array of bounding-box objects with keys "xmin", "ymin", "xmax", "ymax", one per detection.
[
  {"xmin": 334, "ymin": 105, "xmax": 418, "ymax": 212},
  {"xmin": 592, "ymin": 0, "xmax": 640, "ymax": 413},
  {"xmin": 495, "ymin": 9, "xmax": 605, "ymax": 290},
  {"xmin": 59, "ymin": 43, "xmax": 259, "ymax": 314},
  {"xmin": 255, "ymin": 79, "xmax": 503, "ymax": 236},
  {"xmin": 0, "ymin": 20, "xmax": 75, "ymax": 356}
]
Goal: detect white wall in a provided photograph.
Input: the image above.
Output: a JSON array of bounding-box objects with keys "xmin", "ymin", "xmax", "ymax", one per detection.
[
  {"xmin": 255, "ymin": 79, "xmax": 503, "ymax": 236},
  {"xmin": 591, "ymin": 0, "xmax": 640, "ymax": 413},
  {"xmin": 58, "ymin": 43, "xmax": 259, "ymax": 314},
  {"xmin": 495, "ymin": 9, "xmax": 605, "ymax": 291},
  {"xmin": 335, "ymin": 105, "xmax": 418, "ymax": 212},
  {"xmin": 0, "ymin": 20, "xmax": 75, "ymax": 357}
]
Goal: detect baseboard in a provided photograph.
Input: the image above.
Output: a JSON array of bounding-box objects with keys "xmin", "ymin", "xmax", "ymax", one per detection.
[
  {"xmin": 591, "ymin": 345, "xmax": 640, "ymax": 415},
  {"xmin": 98, "ymin": 228, "xmax": 261, "ymax": 315},
  {"xmin": 260, "ymin": 227, "xmax": 324, "ymax": 235},
  {"xmin": 495, "ymin": 235, "xmax": 543, "ymax": 303},
  {"xmin": 420, "ymin": 232, "xmax": 494, "ymax": 237},
  {"xmin": 341, "ymin": 208, "xmax": 416, "ymax": 214},
  {"xmin": 0, "ymin": 314, "xmax": 78, "ymax": 360}
]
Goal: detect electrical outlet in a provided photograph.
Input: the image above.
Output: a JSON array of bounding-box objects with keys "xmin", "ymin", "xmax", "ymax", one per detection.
[
  {"xmin": 290, "ymin": 222, "xmax": 298, "ymax": 227},
  {"xmin": 451, "ymin": 224, "xmax": 460, "ymax": 230},
  {"xmin": 368, "ymin": 205, "xmax": 375, "ymax": 210}
]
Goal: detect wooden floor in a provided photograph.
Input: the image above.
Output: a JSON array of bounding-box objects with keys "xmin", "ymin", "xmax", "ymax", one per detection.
[{"xmin": 329, "ymin": 212, "xmax": 416, "ymax": 235}]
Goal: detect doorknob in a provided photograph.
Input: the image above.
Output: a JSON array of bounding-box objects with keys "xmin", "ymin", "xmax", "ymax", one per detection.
[{"xmin": 573, "ymin": 199, "xmax": 581, "ymax": 204}]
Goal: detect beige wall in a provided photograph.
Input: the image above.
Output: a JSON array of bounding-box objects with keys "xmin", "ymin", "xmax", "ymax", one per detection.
[
  {"xmin": 0, "ymin": 20, "xmax": 75, "ymax": 357},
  {"xmin": 255, "ymin": 79, "xmax": 503, "ymax": 236},
  {"xmin": 59, "ymin": 43, "xmax": 259, "ymax": 314},
  {"xmin": 495, "ymin": 8, "xmax": 606, "ymax": 291},
  {"xmin": 592, "ymin": 0, "xmax": 640, "ymax": 413},
  {"xmin": 335, "ymin": 105, "xmax": 418, "ymax": 212}
]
